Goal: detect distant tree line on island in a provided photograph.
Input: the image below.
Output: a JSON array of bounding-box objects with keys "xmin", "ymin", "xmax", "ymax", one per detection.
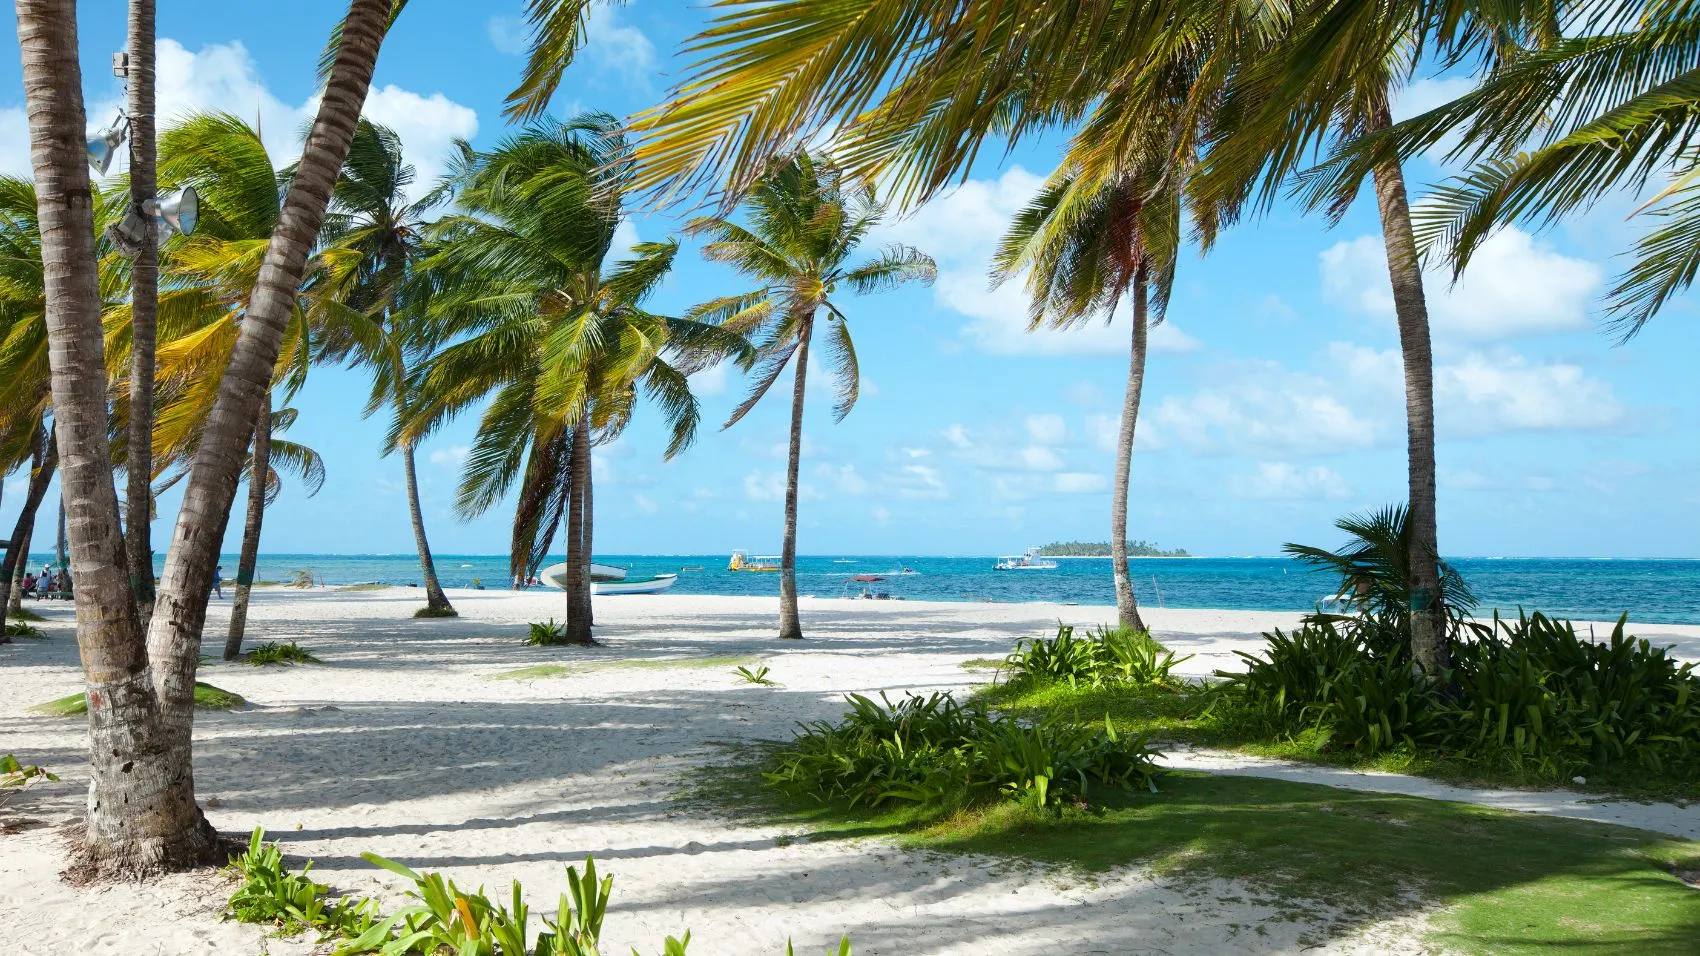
[{"xmin": 1039, "ymin": 540, "xmax": 1190, "ymax": 558}]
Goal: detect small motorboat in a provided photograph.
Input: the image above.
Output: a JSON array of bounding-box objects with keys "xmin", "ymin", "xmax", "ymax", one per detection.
[
  {"xmin": 539, "ymin": 562, "xmax": 629, "ymax": 590},
  {"xmin": 593, "ymin": 573, "xmax": 679, "ymax": 595},
  {"xmin": 994, "ymin": 548, "xmax": 1058, "ymax": 571}
]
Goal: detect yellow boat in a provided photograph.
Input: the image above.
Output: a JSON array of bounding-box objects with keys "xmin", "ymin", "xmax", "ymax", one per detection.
[{"xmin": 728, "ymin": 550, "xmax": 781, "ymax": 572}]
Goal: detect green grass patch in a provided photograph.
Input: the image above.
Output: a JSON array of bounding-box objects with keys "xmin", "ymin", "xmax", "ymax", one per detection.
[
  {"xmin": 958, "ymin": 658, "xmax": 1006, "ymax": 671},
  {"xmin": 413, "ymin": 605, "xmax": 459, "ymax": 619},
  {"xmin": 30, "ymin": 681, "xmax": 246, "ymax": 716},
  {"xmin": 9, "ymin": 607, "xmax": 46, "ymax": 622},
  {"xmin": 976, "ymin": 677, "xmax": 1700, "ymax": 802},
  {"xmin": 336, "ymin": 583, "xmax": 391, "ymax": 591},
  {"xmin": 4, "ymin": 621, "xmax": 45, "ymax": 637},
  {"xmin": 697, "ymin": 749, "xmax": 1700, "ymax": 955},
  {"xmin": 484, "ymin": 655, "xmax": 761, "ymax": 682},
  {"xmin": 485, "ymin": 664, "xmax": 575, "ymax": 681}
]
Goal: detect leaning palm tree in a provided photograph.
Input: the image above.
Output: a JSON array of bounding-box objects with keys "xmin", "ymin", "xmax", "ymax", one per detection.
[
  {"xmin": 409, "ymin": 115, "xmax": 747, "ymax": 645},
  {"xmin": 995, "ymin": 160, "xmax": 1184, "ymax": 634},
  {"xmin": 687, "ymin": 154, "xmax": 935, "ymax": 640},
  {"xmin": 321, "ymin": 120, "xmax": 458, "ymax": 617},
  {"xmin": 141, "ymin": 111, "xmax": 358, "ymax": 659}
]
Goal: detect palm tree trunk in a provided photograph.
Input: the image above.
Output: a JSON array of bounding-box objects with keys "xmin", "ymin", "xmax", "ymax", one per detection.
[
  {"xmin": 402, "ymin": 442, "xmax": 454, "ymax": 615},
  {"xmin": 1110, "ymin": 268, "xmax": 1151, "ymax": 634},
  {"xmin": 223, "ymin": 394, "xmax": 271, "ymax": 660},
  {"xmin": 778, "ymin": 326, "xmax": 810, "ymax": 640},
  {"xmin": 55, "ymin": 494, "xmax": 66, "ymax": 567},
  {"xmin": 0, "ymin": 431, "xmax": 56, "ymax": 632},
  {"xmin": 583, "ymin": 454, "xmax": 594, "ymax": 627},
  {"xmin": 124, "ymin": 0, "xmax": 158, "ymax": 630},
  {"xmin": 1366, "ymin": 99, "xmax": 1446, "ymax": 673},
  {"xmin": 563, "ymin": 415, "xmax": 593, "ymax": 644},
  {"xmin": 15, "ymin": 0, "xmax": 219, "ymax": 875},
  {"xmin": 145, "ymin": 0, "xmax": 391, "ymax": 725}
]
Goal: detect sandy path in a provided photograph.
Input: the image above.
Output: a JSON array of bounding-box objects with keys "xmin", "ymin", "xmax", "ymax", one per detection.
[{"xmin": 2, "ymin": 589, "xmax": 1696, "ymax": 955}]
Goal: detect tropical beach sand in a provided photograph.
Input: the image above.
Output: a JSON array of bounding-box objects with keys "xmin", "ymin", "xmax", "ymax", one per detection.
[{"xmin": 3, "ymin": 589, "xmax": 1698, "ymax": 955}]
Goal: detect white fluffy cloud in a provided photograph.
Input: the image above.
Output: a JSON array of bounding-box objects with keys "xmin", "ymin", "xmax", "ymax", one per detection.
[
  {"xmin": 1026, "ymin": 413, "xmax": 1067, "ymax": 444},
  {"xmin": 1229, "ymin": 462, "xmax": 1352, "ymax": 500},
  {"xmin": 894, "ymin": 464, "xmax": 950, "ymax": 500},
  {"xmin": 1437, "ymin": 352, "xmax": 1626, "ymax": 432},
  {"xmin": 871, "ymin": 167, "xmax": 1202, "ymax": 357},
  {"xmin": 42, "ymin": 40, "xmax": 477, "ymax": 200},
  {"xmin": 1320, "ymin": 228, "xmax": 1603, "ymax": 340},
  {"xmin": 583, "ymin": 5, "xmax": 659, "ymax": 86},
  {"xmin": 1019, "ymin": 446, "xmax": 1064, "ymax": 471},
  {"xmin": 429, "ymin": 445, "xmax": 470, "ymax": 467},
  {"xmin": 1053, "ymin": 472, "xmax": 1109, "ymax": 494},
  {"xmin": 1147, "ymin": 361, "xmax": 1382, "ymax": 455}
]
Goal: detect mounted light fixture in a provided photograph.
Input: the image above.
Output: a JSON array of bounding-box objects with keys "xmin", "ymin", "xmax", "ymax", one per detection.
[
  {"xmin": 104, "ymin": 186, "xmax": 200, "ymax": 258},
  {"xmin": 86, "ymin": 111, "xmax": 130, "ymax": 176}
]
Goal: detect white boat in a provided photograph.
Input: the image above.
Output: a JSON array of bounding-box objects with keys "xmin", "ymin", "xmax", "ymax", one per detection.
[
  {"xmin": 539, "ymin": 562, "xmax": 628, "ymax": 589},
  {"xmin": 994, "ymin": 548, "xmax": 1058, "ymax": 571},
  {"xmin": 593, "ymin": 573, "xmax": 678, "ymax": 595}
]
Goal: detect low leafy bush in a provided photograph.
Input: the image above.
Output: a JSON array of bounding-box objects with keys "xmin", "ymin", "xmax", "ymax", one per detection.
[
  {"xmin": 4, "ymin": 620, "xmax": 44, "ymax": 637},
  {"xmin": 216, "ymin": 831, "xmax": 853, "ymax": 955},
  {"xmin": 525, "ymin": 618, "xmax": 571, "ymax": 646},
  {"xmin": 413, "ymin": 605, "xmax": 459, "ymax": 619},
  {"xmin": 735, "ymin": 664, "xmax": 777, "ymax": 686},
  {"xmin": 1220, "ymin": 612, "xmax": 1700, "ymax": 779},
  {"xmin": 226, "ymin": 828, "xmax": 381, "ymax": 938},
  {"xmin": 1003, "ymin": 625, "xmax": 1190, "ymax": 689},
  {"xmin": 768, "ymin": 692, "xmax": 1160, "ymax": 810},
  {"xmin": 1, "ymin": 754, "xmax": 57, "ymax": 789},
  {"xmin": 244, "ymin": 641, "xmax": 322, "ymax": 666}
]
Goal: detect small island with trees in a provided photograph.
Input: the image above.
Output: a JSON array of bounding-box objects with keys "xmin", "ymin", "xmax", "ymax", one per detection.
[{"xmin": 1038, "ymin": 540, "xmax": 1191, "ymax": 558}]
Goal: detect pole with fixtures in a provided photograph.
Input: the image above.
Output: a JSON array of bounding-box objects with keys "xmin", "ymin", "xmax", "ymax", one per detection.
[{"xmin": 122, "ymin": 0, "xmax": 158, "ymax": 625}]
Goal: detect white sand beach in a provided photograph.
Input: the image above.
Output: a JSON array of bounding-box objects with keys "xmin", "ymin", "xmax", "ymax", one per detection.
[{"xmin": 3, "ymin": 589, "xmax": 1698, "ymax": 955}]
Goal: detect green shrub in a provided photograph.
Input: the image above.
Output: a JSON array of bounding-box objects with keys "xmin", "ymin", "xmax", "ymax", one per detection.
[
  {"xmin": 735, "ymin": 664, "xmax": 778, "ymax": 686},
  {"xmin": 226, "ymin": 828, "xmax": 381, "ymax": 938},
  {"xmin": 244, "ymin": 641, "xmax": 322, "ymax": 666},
  {"xmin": 1, "ymin": 753, "xmax": 57, "ymax": 790},
  {"xmin": 1219, "ymin": 611, "xmax": 1700, "ymax": 776},
  {"xmin": 225, "ymin": 828, "xmax": 848, "ymax": 955},
  {"xmin": 1004, "ymin": 625, "xmax": 1189, "ymax": 688},
  {"xmin": 4, "ymin": 620, "xmax": 43, "ymax": 637},
  {"xmin": 525, "ymin": 618, "xmax": 575, "ymax": 646},
  {"xmin": 413, "ymin": 605, "xmax": 459, "ymax": 619},
  {"xmin": 9, "ymin": 606, "xmax": 44, "ymax": 622},
  {"xmin": 768, "ymin": 692, "xmax": 1160, "ymax": 810}
]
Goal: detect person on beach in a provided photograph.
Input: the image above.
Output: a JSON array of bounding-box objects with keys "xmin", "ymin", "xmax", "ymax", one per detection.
[
  {"xmin": 212, "ymin": 566, "xmax": 224, "ymax": 599},
  {"xmin": 21, "ymin": 572, "xmax": 36, "ymax": 598}
]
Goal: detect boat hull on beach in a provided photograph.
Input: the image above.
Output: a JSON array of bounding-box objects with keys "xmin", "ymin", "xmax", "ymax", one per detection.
[
  {"xmin": 593, "ymin": 573, "xmax": 679, "ymax": 595},
  {"xmin": 539, "ymin": 562, "xmax": 629, "ymax": 589}
]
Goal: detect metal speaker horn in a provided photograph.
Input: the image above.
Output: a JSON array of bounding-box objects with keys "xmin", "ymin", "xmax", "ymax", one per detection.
[
  {"xmin": 86, "ymin": 124, "xmax": 126, "ymax": 176},
  {"xmin": 146, "ymin": 186, "xmax": 199, "ymax": 238}
]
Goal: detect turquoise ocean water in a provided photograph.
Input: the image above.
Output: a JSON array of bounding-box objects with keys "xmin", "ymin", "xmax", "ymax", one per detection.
[{"xmin": 15, "ymin": 552, "xmax": 1687, "ymax": 625}]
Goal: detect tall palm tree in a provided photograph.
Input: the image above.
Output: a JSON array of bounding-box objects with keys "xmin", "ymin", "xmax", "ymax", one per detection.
[
  {"xmin": 321, "ymin": 120, "xmax": 458, "ymax": 617},
  {"xmin": 687, "ymin": 154, "xmax": 935, "ymax": 640},
  {"xmin": 409, "ymin": 115, "xmax": 746, "ymax": 645},
  {"xmin": 1305, "ymin": 0, "xmax": 1699, "ymax": 340},
  {"xmin": 139, "ymin": 112, "xmax": 354, "ymax": 659},
  {"xmin": 124, "ymin": 0, "xmax": 161, "ymax": 627},
  {"xmin": 995, "ymin": 163, "xmax": 1183, "ymax": 633},
  {"xmin": 13, "ymin": 0, "xmax": 393, "ymax": 874}
]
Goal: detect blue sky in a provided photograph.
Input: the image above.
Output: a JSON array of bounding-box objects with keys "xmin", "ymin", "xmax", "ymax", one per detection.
[{"xmin": 2, "ymin": 1, "xmax": 1696, "ymax": 559}]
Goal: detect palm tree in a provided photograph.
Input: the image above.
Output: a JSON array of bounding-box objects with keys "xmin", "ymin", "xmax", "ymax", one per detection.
[
  {"xmin": 995, "ymin": 162, "xmax": 1183, "ymax": 634},
  {"xmin": 140, "ymin": 111, "xmax": 354, "ymax": 659},
  {"xmin": 1305, "ymin": 2, "xmax": 1698, "ymax": 340},
  {"xmin": 687, "ymin": 154, "xmax": 935, "ymax": 640},
  {"xmin": 625, "ymin": 0, "xmax": 1557, "ymax": 672},
  {"xmin": 124, "ymin": 0, "xmax": 161, "ymax": 627},
  {"xmin": 409, "ymin": 115, "xmax": 746, "ymax": 644},
  {"xmin": 12, "ymin": 0, "xmax": 393, "ymax": 874},
  {"xmin": 321, "ymin": 120, "xmax": 458, "ymax": 616}
]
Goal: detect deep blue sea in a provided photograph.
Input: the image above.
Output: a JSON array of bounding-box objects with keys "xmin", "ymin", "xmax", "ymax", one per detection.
[{"xmin": 17, "ymin": 552, "xmax": 1692, "ymax": 625}]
